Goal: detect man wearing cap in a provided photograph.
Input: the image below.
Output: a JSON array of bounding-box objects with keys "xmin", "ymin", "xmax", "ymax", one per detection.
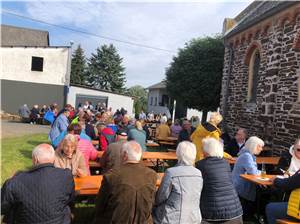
[{"xmin": 100, "ymin": 131, "xmax": 128, "ymax": 173}]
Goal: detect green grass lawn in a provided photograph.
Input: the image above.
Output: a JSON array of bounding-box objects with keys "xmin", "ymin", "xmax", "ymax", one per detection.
[{"xmin": 1, "ymin": 134, "xmax": 49, "ymax": 184}]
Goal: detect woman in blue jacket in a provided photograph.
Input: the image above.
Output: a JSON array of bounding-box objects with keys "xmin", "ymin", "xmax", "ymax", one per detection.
[{"xmin": 232, "ymin": 136, "xmax": 264, "ymax": 218}]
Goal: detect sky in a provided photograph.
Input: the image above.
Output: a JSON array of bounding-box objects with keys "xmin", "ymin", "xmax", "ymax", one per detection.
[{"xmin": 1, "ymin": 0, "xmax": 252, "ymax": 88}]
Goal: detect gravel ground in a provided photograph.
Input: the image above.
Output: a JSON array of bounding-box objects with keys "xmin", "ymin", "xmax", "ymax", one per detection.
[{"xmin": 0, "ymin": 119, "xmax": 50, "ymax": 139}]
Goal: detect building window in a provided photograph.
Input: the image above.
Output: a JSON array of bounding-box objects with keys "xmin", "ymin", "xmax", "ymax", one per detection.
[
  {"xmin": 31, "ymin": 56, "xmax": 44, "ymax": 72},
  {"xmin": 150, "ymin": 97, "xmax": 153, "ymax": 106},
  {"xmin": 154, "ymin": 97, "xmax": 157, "ymax": 106},
  {"xmin": 247, "ymin": 49, "xmax": 260, "ymax": 102}
]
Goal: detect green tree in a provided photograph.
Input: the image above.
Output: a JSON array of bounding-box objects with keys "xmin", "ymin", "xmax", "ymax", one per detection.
[
  {"xmin": 70, "ymin": 44, "xmax": 87, "ymax": 85},
  {"xmin": 87, "ymin": 44, "xmax": 126, "ymax": 93},
  {"xmin": 126, "ymin": 85, "xmax": 148, "ymax": 116},
  {"xmin": 166, "ymin": 36, "xmax": 224, "ymax": 122}
]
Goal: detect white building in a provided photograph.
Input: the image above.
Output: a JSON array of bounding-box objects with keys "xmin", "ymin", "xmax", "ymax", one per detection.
[{"xmin": 1, "ymin": 25, "xmax": 134, "ymax": 115}]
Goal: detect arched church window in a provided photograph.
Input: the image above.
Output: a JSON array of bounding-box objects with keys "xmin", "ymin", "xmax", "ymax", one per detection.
[{"xmin": 247, "ymin": 49, "xmax": 260, "ymax": 102}]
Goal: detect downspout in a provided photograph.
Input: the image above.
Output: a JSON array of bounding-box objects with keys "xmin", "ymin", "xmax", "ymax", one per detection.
[{"xmin": 222, "ymin": 42, "xmax": 234, "ymax": 130}]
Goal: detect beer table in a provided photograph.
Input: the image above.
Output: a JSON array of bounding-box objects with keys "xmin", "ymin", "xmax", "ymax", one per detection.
[
  {"xmin": 227, "ymin": 157, "xmax": 280, "ymax": 165},
  {"xmin": 240, "ymin": 174, "xmax": 276, "ymax": 186},
  {"xmin": 74, "ymin": 173, "xmax": 164, "ymax": 195},
  {"xmin": 89, "ymin": 151, "xmax": 177, "ymax": 168}
]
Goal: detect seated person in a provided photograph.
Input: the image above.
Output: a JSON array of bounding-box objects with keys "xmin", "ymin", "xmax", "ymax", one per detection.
[
  {"xmin": 177, "ymin": 120, "xmax": 195, "ymax": 143},
  {"xmin": 54, "ymin": 134, "xmax": 88, "ymax": 177},
  {"xmin": 276, "ymin": 138, "xmax": 300, "ymax": 175},
  {"xmin": 153, "ymin": 141, "xmax": 203, "ymax": 224},
  {"xmin": 170, "ymin": 119, "xmax": 182, "ymax": 138},
  {"xmin": 96, "ymin": 122, "xmax": 115, "ymax": 151},
  {"xmin": 196, "ymin": 138, "xmax": 243, "ymax": 223},
  {"xmin": 128, "ymin": 121, "xmax": 147, "ymax": 151},
  {"xmin": 225, "ymin": 128, "xmax": 247, "ymax": 157},
  {"xmin": 94, "ymin": 141, "xmax": 157, "ymax": 223},
  {"xmin": 156, "ymin": 120, "xmax": 171, "ymax": 139},
  {"xmin": 232, "ymin": 136, "xmax": 264, "ymax": 219},
  {"xmin": 30, "ymin": 104, "xmax": 40, "ymax": 124},
  {"xmin": 1, "ymin": 144, "xmax": 75, "ymax": 223},
  {"xmin": 72, "ymin": 125, "xmax": 100, "ymax": 175},
  {"xmin": 52, "ymin": 123, "xmax": 91, "ymax": 148},
  {"xmin": 265, "ymin": 170, "xmax": 300, "ymax": 224},
  {"xmin": 100, "ymin": 131, "xmax": 128, "ymax": 173},
  {"xmin": 18, "ymin": 104, "xmax": 30, "ymax": 123}
]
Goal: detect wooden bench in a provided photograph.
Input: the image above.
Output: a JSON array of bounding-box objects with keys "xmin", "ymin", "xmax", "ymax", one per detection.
[{"xmin": 276, "ymin": 219, "xmax": 300, "ymax": 224}]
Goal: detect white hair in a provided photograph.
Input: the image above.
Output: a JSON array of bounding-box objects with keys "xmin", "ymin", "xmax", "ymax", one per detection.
[
  {"xmin": 122, "ymin": 141, "xmax": 142, "ymax": 162},
  {"xmin": 32, "ymin": 144, "xmax": 55, "ymax": 163},
  {"xmin": 244, "ymin": 136, "xmax": 264, "ymax": 154},
  {"xmin": 176, "ymin": 141, "xmax": 197, "ymax": 165},
  {"xmin": 202, "ymin": 138, "xmax": 224, "ymax": 158}
]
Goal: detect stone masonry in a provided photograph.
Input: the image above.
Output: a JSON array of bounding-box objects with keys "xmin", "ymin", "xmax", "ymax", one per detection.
[{"xmin": 220, "ymin": 2, "xmax": 300, "ymax": 154}]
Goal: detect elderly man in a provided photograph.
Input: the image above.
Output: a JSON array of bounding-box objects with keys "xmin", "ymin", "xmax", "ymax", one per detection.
[
  {"xmin": 225, "ymin": 128, "xmax": 247, "ymax": 157},
  {"xmin": 1, "ymin": 144, "xmax": 75, "ymax": 224},
  {"xmin": 94, "ymin": 141, "xmax": 157, "ymax": 224},
  {"xmin": 177, "ymin": 120, "xmax": 196, "ymax": 144}
]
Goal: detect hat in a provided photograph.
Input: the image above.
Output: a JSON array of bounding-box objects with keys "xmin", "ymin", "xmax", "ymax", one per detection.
[{"xmin": 116, "ymin": 130, "xmax": 127, "ymax": 136}]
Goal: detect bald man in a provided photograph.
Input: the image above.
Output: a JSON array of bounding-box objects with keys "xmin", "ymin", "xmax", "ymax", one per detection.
[
  {"xmin": 94, "ymin": 141, "xmax": 157, "ymax": 224},
  {"xmin": 1, "ymin": 144, "xmax": 75, "ymax": 224}
]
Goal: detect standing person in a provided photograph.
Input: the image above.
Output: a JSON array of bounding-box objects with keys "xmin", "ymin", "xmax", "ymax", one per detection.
[
  {"xmin": 191, "ymin": 112, "xmax": 223, "ymax": 161},
  {"xmin": 1, "ymin": 144, "xmax": 75, "ymax": 224},
  {"xmin": 18, "ymin": 104, "xmax": 30, "ymax": 123},
  {"xmin": 128, "ymin": 121, "xmax": 147, "ymax": 151},
  {"xmin": 170, "ymin": 119, "xmax": 182, "ymax": 138},
  {"xmin": 225, "ymin": 128, "xmax": 247, "ymax": 157},
  {"xmin": 49, "ymin": 109, "xmax": 70, "ymax": 142},
  {"xmin": 177, "ymin": 120, "xmax": 196, "ymax": 143},
  {"xmin": 232, "ymin": 136, "xmax": 264, "ymax": 219},
  {"xmin": 94, "ymin": 141, "xmax": 157, "ymax": 224},
  {"xmin": 139, "ymin": 110, "xmax": 146, "ymax": 120},
  {"xmin": 195, "ymin": 138, "xmax": 243, "ymax": 223},
  {"xmin": 153, "ymin": 141, "xmax": 203, "ymax": 224}
]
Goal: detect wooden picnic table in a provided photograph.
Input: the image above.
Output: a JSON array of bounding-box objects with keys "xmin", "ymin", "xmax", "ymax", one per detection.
[
  {"xmin": 227, "ymin": 157, "xmax": 280, "ymax": 165},
  {"xmin": 157, "ymin": 137, "xmax": 178, "ymax": 142},
  {"xmin": 74, "ymin": 173, "xmax": 164, "ymax": 195},
  {"xmin": 89, "ymin": 151, "xmax": 177, "ymax": 168},
  {"xmin": 146, "ymin": 142, "xmax": 160, "ymax": 147},
  {"xmin": 240, "ymin": 174, "xmax": 276, "ymax": 186}
]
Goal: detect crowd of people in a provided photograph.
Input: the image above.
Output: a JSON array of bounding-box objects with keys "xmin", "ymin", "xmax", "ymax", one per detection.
[{"xmin": 2, "ymin": 103, "xmax": 300, "ymax": 224}]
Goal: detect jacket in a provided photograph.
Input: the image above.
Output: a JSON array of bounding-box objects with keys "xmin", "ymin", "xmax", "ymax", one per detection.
[
  {"xmin": 225, "ymin": 138, "xmax": 245, "ymax": 157},
  {"xmin": 54, "ymin": 148, "xmax": 88, "ymax": 177},
  {"xmin": 94, "ymin": 163, "xmax": 157, "ymax": 224},
  {"xmin": 195, "ymin": 157, "xmax": 243, "ymax": 221},
  {"xmin": 77, "ymin": 138, "xmax": 98, "ymax": 175},
  {"xmin": 128, "ymin": 128, "xmax": 147, "ymax": 151},
  {"xmin": 191, "ymin": 122, "xmax": 221, "ymax": 161},
  {"xmin": 1, "ymin": 163, "xmax": 75, "ymax": 224},
  {"xmin": 153, "ymin": 164, "xmax": 203, "ymax": 224},
  {"xmin": 232, "ymin": 148, "xmax": 260, "ymax": 201},
  {"xmin": 99, "ymin": 127, "xmax": 115, "ymax": 152},
  {"xmin": 100, "ymin": 141, "xmax": 125, "ymax": 173},
  {"xmin": 49, "ymin": 113, "xmax": 69, "ymax": 142}
]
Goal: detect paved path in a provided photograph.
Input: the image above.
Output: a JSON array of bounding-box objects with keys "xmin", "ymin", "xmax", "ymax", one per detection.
[{"xmin": 0, "ymin": 119, "xmax": 50, "ymax": 139}]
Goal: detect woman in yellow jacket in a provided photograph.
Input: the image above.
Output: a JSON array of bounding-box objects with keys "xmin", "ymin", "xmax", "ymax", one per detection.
[{"xmin": 191, "ymin": 112, "xmax": 227, "ymax": 161}]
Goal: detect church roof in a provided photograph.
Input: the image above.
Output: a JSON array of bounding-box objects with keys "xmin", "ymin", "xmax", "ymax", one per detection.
[
  {"xmin": 147, "ymin": 81, "xmax": 166, "ymax": 90},
  {"xmin": 224, "ymin": 1, "xmax": 297, "ymax": 38}
]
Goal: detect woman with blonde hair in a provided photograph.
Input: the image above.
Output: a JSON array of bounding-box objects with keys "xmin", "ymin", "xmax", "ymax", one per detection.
[
  {"xmin": 54, "ymin": 134, "xmax": 88, "ymax": 177},
  {"xmin": 191, "ymin": 112, "xmax": 224, "ymax": 161},
  {"xmin": 128, "ymin": 120, "xmax": 147, "ymax": 151}
]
